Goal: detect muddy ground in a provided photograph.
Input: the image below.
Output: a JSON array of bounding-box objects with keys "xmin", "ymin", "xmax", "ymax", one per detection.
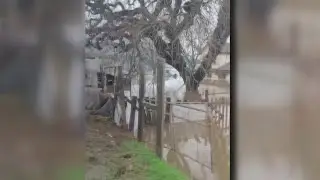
[{"xmin": 85, "ymin": 115, "xmax": 134, "ymax": 180}]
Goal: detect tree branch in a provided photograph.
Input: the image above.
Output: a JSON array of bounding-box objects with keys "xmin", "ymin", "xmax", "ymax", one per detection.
[
  {"xmin": 174, "ymin": 1, "xmax": 201, "ymax": 38},
  {"xmin": 191, "ymin": 0, "xmax": 230, "ymax": 90},
  {"xmin": 170, "ymin": 0, "xmax": 182, "ymax": 27},
  {"xmin": 106, "ymin": 2, "xmax": 125, "ymax": 10},
  {"xmin": 152, "ymin": 0, "xmax": 165, "ymax": 17}
]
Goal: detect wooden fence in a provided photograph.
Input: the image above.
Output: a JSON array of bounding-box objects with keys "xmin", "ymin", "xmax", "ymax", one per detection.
[{"xmin": 210, "ymin": 96, "xmax": 230, "ymax": 136}]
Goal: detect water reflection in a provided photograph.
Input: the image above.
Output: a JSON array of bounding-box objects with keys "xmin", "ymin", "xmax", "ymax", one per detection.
[{"xmin": 144, "ymin": 119, "xmax": 221, "ymax": 180}]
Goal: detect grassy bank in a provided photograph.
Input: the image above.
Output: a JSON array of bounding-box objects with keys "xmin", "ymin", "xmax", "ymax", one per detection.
[
  {"xmin": 86, "ymin": 115, "xmax": 188, "ymax": 180},
  {"xmin": 106, "ymin": 141, "xmax": 188, "ymax": 180}
]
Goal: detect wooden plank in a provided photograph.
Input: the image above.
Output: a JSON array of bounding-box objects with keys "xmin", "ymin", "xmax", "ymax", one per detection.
[
  {"xmin": 169, "ymin": 99, "xmax": 173, "ymax": 123},
  {"xmin": 117, "ymin": 66, "xmax": 127, "ymax": 128},
  {"xmin": 156, "ymin": 59, "xmax": 165, "ymax": 158},
  {"xmin": 129, "ymin": 96, "xmax": 137, "ymax": 132},
  {"xmin": 144, "ymin": 108, "xmax": 150, "ymax": 125},
  {"xmin": 172, "ymin": 104, "xmax": 207, "ymax": 113},
  {"xmin": 207, "ymin": 102, "xmax": 215, "ymax": 173},
  {"xmin": 165, "ymin": 98, "xmax": 171, "ymax": 123},
  {"xmin": 205, "ymin": 90, "xmax": 209, "ymax": 102},
  {"xmin": 172, "ymin": 101, "xmax": 207, "ymax": 105},
  {"xmin": 222, "ymin": 97, "xmax": 226, "ymax": 129},
  {"xmin": 99, "ymin": 65, "xmax": 106, "ymax": 92}
]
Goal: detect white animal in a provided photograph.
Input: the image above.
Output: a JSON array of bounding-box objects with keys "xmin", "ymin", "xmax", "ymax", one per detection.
[
  {"xmin": 131, "ymin": 63, "xmax": 186, "ymax": 103},
  {"xmin": 163, "ymin": 64, "xmax": 186, "ymax": 102}
]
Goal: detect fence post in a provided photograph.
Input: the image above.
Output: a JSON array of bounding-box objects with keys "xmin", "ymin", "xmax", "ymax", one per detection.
[
  {"xmin": 138, "ymin": 63, "xmax": 145, "ymax": 141},
  {"xmin": 223, "ymin": 97, "xmax": 227, "ymax": 130},
  {"xmin": 100, "ymin": 65, "xmax": 106, "ymax": 92},
  {"xmin": 156, "ymin": 59, "xmax": 165, "ymax": 158},
  {"xmin": 117, "ymin": 66, "xmax": 127, "ymax": 128},
  {"xmin": 170, "ymin": 99, "xmax": 173, "ymax": 123},
  {"xmin": 151, "ymin": 98, "xmax": 156, "ymax": 124},
  {"xmin": 113, "ymin": 67, "xmax": 117, "ymax": 94},
  {"xmin": 205, "ymin": 89, "xmax": 209, "ymax": 102},
  {"xmin": 165, "ymin": 97, "xmax": 171, "ymax": 123},
  {"xmin": 207, "ymin": 102, "xmax": 215, "ymax": 173},
  {"xmin": 129, "ymin": 96, "xmax": 137, "ymax": 132}
]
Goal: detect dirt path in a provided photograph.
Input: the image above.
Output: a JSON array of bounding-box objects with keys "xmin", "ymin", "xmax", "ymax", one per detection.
[{"xmin": 85, "ymin": 115, "xmax": 134, "ymax": 180}]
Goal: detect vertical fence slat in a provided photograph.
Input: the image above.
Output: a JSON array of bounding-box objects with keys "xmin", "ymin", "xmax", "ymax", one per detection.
[
  {"xmin": 222, "ymin": 97, "xmax": 226, "ymax": 129},
  {"xmin": 217, "ymin": 97, "xmax": 221, "ymax": 127},
  {"xmin": 220, "ymin": 97, "xmax": 224, "ymax": 128},
  {"xmin": 138, "ymin": 64, "xmax": 145, "ymax": 141},
  {"xmin": 165, "ymin": 98, "xmax": 171, "ymax": 123},
  {"xmin": 156, "ymin": 59, "xmax": 164, "ymax": 158},
  {"xmin": 207, "ymin": 102, "xmax": 215, "ymax": 173},
  {"xmin": 205, "ymin": 90, "xmax": 209, "ymax": 102},
  {"xmin": 129, "ymin": 96, "xmax": 137, "ymax": 132},
  {"xmin": 117, "ymin": 66, "xmax": 127, "ymax": 128}
]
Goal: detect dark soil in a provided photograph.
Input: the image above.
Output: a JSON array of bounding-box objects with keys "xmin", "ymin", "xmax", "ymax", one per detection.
[{"xmin": 85, "ymin": 115, "xmax": 133, "ymax": 180}]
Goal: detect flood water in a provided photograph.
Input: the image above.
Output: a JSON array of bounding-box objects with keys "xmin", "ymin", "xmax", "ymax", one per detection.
[
  {"xmin": 144, "ymin": 121, "xmax": 215, "ymax": 180},
  {"xmin": 142, "ymin": 103, "xmax": 230, "ymax": 180}
]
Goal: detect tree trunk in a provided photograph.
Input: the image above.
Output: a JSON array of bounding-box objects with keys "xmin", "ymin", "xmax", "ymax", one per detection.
[
  {"xmin": 145, "ymin": 29, "xmax": 187, "ymax": 81},
  {"xmin": 191, "ymin": 0, "xmax": 230, "ymax": 90}
]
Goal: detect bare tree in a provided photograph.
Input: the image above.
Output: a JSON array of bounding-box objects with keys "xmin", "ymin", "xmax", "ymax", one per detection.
[
  {"xmin": 191, "ymin": 0, "xmax": 230, "ymax": 89},
  {"xmin": 85, "ymin": 0, "xmax": 230, "ymax": 90}
]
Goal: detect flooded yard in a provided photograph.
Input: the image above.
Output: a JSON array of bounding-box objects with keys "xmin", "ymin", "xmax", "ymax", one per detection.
[
  {"xmin": 144, "ymin": 122, "xmax": 215, "ymax": 180},
  {"xmin": 142, "ymin": 103, "xmax": 230, "ymax": 180}
]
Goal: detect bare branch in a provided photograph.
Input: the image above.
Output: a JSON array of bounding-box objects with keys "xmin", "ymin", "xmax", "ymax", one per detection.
[
  {"xmin": 191, "ymin": 0, "xmax": 230, "ymax": 89},
  {"xmin": 106, "ymin": 2, "xmax": 126, "ymax": 10},
  {"xmin": 152, "ymin": 0, "xmax": 166, "ymax": 17},
  {"xmin": 170, "ymin": 0, "xmax": 182, "ymax": 27},
  {"xmin": 175, "ymin": 1, "xmax": 202, "ymax": 37}
]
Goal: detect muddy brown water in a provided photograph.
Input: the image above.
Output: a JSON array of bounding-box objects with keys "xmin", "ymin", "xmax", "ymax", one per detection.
[
  {"xmin": 144, "ymin": 121, "xmax": 217, "ymax": 180},
  {"xmin": 141, "ymin": 103, "xmax": 230, "ymax": 180},
  {"xmin": 115, "ymin": 93, "xmax": 230, "ymax": 180}
]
